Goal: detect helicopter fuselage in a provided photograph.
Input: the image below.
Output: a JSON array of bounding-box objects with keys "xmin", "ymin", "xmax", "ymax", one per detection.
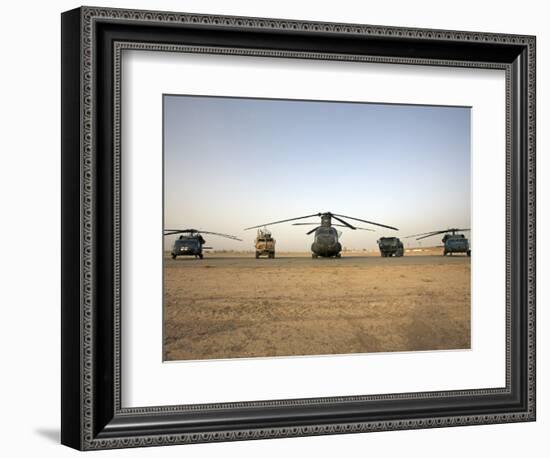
[
  {"xmin": 245, "ymin": 212, "xmax": 397, "ymax": 259},
  {"xmin": 442, "ymin": 234, "xmax": 470, "ymax": 256},
  {"xmin": 171, "ymin": 236, "xmax": 204, "ymax": 259},
  {"xmin": 311, "ymin": 226, "xmax": 342, "ymax": 258}
]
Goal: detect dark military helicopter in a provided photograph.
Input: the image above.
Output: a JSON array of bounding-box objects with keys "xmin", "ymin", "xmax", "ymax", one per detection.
[
  {"xmin": 164, "ymin": 229, "xmax": 242, "ymax": 259},
  {"xmin": 405, "ymin": 228, "xmax": 471, "ymax": 256},
  {"xmin": 245, "ymin": 212, "xmax": 398, "ymax": 258}
]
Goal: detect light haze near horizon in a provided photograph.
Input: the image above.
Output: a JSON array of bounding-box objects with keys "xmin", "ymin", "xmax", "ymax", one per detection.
[{"xmin": 164, "ymin": 95, "xmax": 470, "ymax": 251}]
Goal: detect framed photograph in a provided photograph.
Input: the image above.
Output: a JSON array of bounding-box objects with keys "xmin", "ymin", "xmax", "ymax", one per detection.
[{"xmin": 61, "ymin": 6, "xmax": 536, "ymax": 450}]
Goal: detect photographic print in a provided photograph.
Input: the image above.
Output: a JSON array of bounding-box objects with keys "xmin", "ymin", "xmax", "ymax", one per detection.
[
  {"xmin": 163, "ymin": 94, "xmax": 471, "ymax": 361},
  {"xmin": 163, "ymin": 95, "xmax": 471, "ymax": 361}
]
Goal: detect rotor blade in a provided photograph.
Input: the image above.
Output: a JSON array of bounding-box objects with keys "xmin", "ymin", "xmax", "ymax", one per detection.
[
  {"xmin": 292, "ymin": 222, "xmax": 374, "ymax": 231},
  {"xmin": 297, "ymin": 223, "xmax": 375, "ymax": 232},
  {"xmin": 353, "ymin": 226, "xmax": 375, "ymax": 232},
  {"xmin": 244, "ymin": 213, "xmax": 321, "ymax": 230},
  {"xmin": 164, "ymin": 229, "xmax": 193, "ymax": 232},
  {"xmin": 416, "ymin": 232, "xmax": 446, "ymax": 241},
  {"xmin": 331, "ymin": 215, "xmax": 356, "ymax": 230},
  {"xmin": 164, "ymin": 229, "xmax": 241, "ymax": 241},
  {"xmin": 404, "ymin": 230, "xmax": 444, "ymax": 239},
  {"xmin": 198, "ymin": 230, "xmax": 242, "ymax": 241},
  {"xmin": 163, "ymin": 229, "xmax": 195, "ymax": 236},
  {"xmin": 416, "ymin": 228, "xmax": 470, "ymax": 240},
  {"xmin": 306, "ymin": 226, "xmax": 320, "ymax": 235},
  {"xmin": 442, "ymin": 227, "xmax": 471, "ymax": 233},
  {"xmin": 333, "ymin": 224, "xmax": 374, "ymax": 231},
  {"xmin": 406, "ymin": 228, "xmax": 471, "ymax": 240},
  {"xmin": 332, "ymin": 214, "xmax": 398, "ymax": 231}
]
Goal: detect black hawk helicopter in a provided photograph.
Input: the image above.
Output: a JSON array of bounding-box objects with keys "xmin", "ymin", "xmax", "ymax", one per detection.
[
  {"xmin": 405, "ymin": 228, "xmax": 471, "ymax": 256},
  {"xmin": 164, "ymin": 229, "xmax": 242, "ymax": 259},
  {"xmin": 245, "ymin": 212, "xmax": 398, "ymax": 258}
]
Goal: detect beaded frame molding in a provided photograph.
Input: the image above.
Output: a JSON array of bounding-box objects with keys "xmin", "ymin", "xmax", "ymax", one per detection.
[{"xmin": 61, "ymin": 6, "xmax": 536, "ymax": 450}]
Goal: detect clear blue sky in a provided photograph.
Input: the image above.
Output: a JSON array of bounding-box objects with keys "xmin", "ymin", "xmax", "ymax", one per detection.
[{"xmin": 164, "ymin": 95, "xmax": 471, "ymax": 251}]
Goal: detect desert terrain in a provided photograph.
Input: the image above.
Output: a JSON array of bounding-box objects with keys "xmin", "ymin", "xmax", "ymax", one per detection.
[{"xmin": 163, "ymin": 247, "xmax": 470, "ymax": 361}]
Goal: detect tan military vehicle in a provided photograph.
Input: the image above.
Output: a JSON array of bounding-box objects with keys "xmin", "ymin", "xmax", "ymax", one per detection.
[{"xmin": 255, "ymin": 228, "xmax": 275, "ymax": 259}]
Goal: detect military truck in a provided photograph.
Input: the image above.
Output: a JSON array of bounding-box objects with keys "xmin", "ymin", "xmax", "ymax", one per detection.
[
  {"xmin": 377, "ymin": 237, "xmax": 404, "ymax": 257},
  {"xmin": 255, "ymin": 228, "xmax": 275, "ymax": 259}
]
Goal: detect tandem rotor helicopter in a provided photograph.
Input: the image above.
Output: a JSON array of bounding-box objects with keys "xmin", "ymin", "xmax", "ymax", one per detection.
[
  {"xmin": 245, "ymin": 212, "xmax": 398, "ymax": 258},
  {"xmin": 405, "ymin": 228, "xmax": 471, "ymax": 256},
  {"xmin": 164, "ymin": 229, "xmax": 242, "ymax": 259}
]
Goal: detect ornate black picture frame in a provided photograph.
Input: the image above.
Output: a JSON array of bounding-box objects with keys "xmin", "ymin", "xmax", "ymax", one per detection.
[{"xmin": 61, "ymin": 6, "xmax": 536, "ymax": 450}]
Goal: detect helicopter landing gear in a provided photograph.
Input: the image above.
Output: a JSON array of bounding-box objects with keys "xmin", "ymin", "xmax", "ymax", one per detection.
[
  {"xmin": 467, "ymin": 250, "xmax": 471, "ymax": 257},
  {"xmin": 171, "ymin": 254, "xmax": 177, "ymax": 260},
  {"xmin": 312, "ymin": 253, "xmax": 318, "ymax": 259},
  {"xmin": 198, "ymin": 253, "xmax": 204, "ymax": 259},
  {"xmin": 443, "ymin": 251, "xmax": 447, "ymax": 256},
  {"xmin": 335, "ymin": 253, "xmax": 342, "ymax": 258}
]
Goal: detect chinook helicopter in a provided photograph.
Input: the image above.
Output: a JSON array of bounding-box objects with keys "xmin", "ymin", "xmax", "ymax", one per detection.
[
  {"xmin": 245, "ymin": 212, "xmax": 398, "ymax": 258},
  {"xmin": 405, "ymin": 228, "xmax": 471, "ymax": 256},
  {"xmin": 164, "ymin": 229, "xmax": 242, "ymax": 259}
]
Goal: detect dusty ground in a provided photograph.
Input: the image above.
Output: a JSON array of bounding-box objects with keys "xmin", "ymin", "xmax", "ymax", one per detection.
[
  {"xmin": 200, "ymin": 247, "xmax": 447, "ymax": 257},
  {"xmin": 164, "ymin": 248, "xmax": 470, "ymax": 361}
]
